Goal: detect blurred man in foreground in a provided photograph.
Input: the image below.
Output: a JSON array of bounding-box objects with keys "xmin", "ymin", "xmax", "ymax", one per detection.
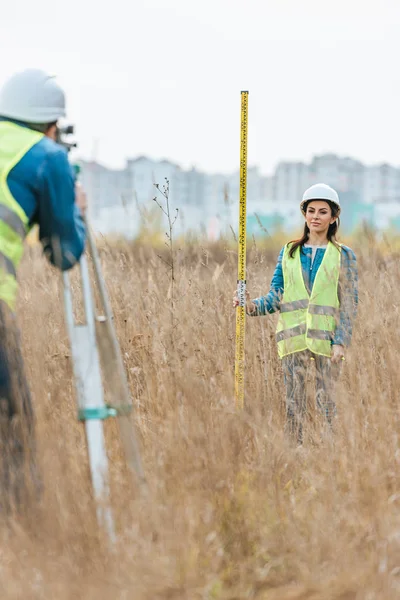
[{"xmin": 0, "ymin": 68, "xmax": 87, "ymax": 510}]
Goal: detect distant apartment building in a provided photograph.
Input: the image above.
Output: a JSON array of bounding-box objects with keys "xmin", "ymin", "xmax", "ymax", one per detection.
[
  {"xmin": 363, "ymin": 163, "xmax": 400, "ymax": 229},
  {"xmin": 78, "ymin": 152, "xmax": 400, "ymax": 238},
  {"xmin": 363, "ymin": 163, "xmax": 400, "ymax": 204}
]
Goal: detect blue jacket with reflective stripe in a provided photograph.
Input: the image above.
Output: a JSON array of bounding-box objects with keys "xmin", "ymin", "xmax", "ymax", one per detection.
[
  {"xmin": 0, "ymin": 117, "xmax": 86, "ymax": 271},
  {"xmin": 251, "ymin": 244, "xmax": 358, "ymax": 347}
]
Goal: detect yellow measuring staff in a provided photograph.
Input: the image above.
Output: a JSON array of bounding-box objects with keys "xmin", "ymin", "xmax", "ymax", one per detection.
[{"xmin": 235, "ymin": 90, "xmax": 249, "ymax": 410}]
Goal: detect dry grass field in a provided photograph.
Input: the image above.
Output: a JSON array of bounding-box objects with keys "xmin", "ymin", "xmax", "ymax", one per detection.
[{"xmin": 2, "ymin": 231, "xmax": 400, "ymax": 599}]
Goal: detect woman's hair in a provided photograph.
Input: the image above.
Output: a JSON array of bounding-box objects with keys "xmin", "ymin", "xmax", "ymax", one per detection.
[{"xmin": 288, "ymin": 200, "xmax": 340, "ymax": 258}]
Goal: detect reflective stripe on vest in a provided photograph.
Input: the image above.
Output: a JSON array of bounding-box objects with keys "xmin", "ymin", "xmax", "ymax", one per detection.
[
  {"xmin": 0, "ymin": 121, "xmax": 44, "ymax": 311},
  {"xmin": 275, "ymin": 241, "xmax": 341, "ymax": 358}
]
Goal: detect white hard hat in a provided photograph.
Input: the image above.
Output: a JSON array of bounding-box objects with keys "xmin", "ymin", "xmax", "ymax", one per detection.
[
  {"xmin": 0, "ymin": 68, "xmax": 66, "ymax": 123},
  {"xmin": 300, "ymin": 183, "xmax": 341, "ymax": 216}
]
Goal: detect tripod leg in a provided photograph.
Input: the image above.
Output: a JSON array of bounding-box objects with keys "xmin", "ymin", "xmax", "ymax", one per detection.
[
  {"xmin": 62, "ymin": 259, "xmax": 116, "ymax": 544},
  {"xmin": 86, "ymin": 225, "xmax": 147, "ymax": 490}
]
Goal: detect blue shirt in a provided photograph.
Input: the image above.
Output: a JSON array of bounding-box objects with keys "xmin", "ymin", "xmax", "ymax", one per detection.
[
  {"xmin": 251, "ymin": 244, "xmax": 358, "ymax": 347},
  {"xmin": 0, "ymin": 117, "xmax": 86, "ymax": 271}
]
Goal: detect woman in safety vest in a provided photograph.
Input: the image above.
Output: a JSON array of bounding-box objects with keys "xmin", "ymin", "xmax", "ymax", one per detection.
[{"xmin": 233, "ymin": 183, "xmax": 358, "ymax": 443}]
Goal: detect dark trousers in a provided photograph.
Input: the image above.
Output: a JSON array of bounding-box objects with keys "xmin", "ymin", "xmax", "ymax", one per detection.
[
  {"xmin": 0, "ymin": 302, "xmax": 38, "ymax": 511},
  {"xmin": 282, "ymin": 350, "xmax": 341, "ymax": 444}
]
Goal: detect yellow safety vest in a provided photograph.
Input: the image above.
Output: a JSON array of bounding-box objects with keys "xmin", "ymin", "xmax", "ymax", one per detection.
[
  {"xmin": 0, "ymin": 121, "xmax": 43, "ymax": 311},
  {"xmin": 276, "ymin": 241, "xmax": 342, "ymax": 358}
]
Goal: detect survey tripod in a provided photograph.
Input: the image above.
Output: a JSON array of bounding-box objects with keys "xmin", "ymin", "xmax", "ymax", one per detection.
[{"xmin": 62, "ymin": 213, "xmax": 147, "ymax": 544}]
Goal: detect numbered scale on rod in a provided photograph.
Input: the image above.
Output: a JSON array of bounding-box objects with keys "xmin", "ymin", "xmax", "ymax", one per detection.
[{"xmin": 235, "ymin": 90, "xmax": 249, "ymax": 411}]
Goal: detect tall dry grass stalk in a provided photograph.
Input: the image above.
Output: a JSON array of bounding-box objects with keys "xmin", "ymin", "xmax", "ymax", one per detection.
[{"xmin": 1, "ymin": 235, "xmax": 399, "ymax": 599}]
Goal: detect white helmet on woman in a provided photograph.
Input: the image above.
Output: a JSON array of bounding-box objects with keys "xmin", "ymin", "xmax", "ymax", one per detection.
[{"xmin": 300, "ymin": 183, "xmax": 341, "ymax": 216}]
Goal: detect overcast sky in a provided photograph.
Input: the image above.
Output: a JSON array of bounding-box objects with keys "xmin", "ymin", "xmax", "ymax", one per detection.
[{"xmin": 1, "ymin": 0, "xmax": 399, "ymax": 176}]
